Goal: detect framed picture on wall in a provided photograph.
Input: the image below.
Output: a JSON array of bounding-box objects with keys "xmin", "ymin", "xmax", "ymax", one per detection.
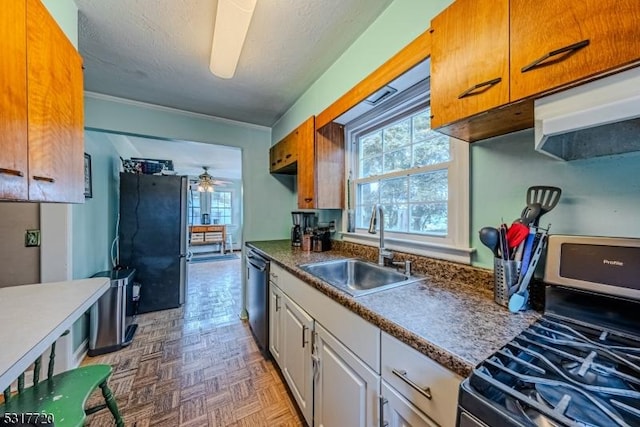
[{"xmin": 84, "ymin": 153, "xmax": 93, "ymax": 198}]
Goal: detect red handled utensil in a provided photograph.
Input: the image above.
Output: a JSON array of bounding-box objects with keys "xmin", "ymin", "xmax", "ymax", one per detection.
[{"xmin": 506, "ymin": 222, "xmax": 529, "ymax": 249}]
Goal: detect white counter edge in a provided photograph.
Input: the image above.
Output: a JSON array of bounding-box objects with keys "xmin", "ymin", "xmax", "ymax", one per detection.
[{"xmin": 0, "ymin": 278, "xmax": 110, "ymax": 392}]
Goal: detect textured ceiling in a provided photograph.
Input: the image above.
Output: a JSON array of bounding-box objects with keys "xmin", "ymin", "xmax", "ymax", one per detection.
[{"xmin": 75, "ymin": 0, "xmax": 394, "ymax": 126}]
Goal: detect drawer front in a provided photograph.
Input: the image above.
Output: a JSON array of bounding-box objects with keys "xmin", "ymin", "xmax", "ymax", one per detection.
[
  {"xmin": 269, "ymin": 262, "xmax": 284, "ymax": 286},
  {"xmin": 191, "ymin": 232, "xmax": 204, "ymax": 242},
  {"xmin": 205, "ymin": 232, "xmax": 223, "ymax": 241},
  {"xmin": 381, "ymin": 332, "xmax": 462, "ymax": 427}
]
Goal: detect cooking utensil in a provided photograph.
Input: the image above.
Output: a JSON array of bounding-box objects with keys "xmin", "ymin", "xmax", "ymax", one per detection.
[
  {"xmin": 526, "ymin": 186, "xmax": 562, "ymax": 225},
  {"xmin": 506, "ymin": 222, "xmax": 529, "ymax": 249},
  {"xmin": 517, "ymin": 228, "xmax": 536, "ymax": 279},
  {"xmin": 509, "ymin": 228, "xmax": 549, "ymax": 312},
  {"xmin": 479, "ymin": 227, "xmax": 500, "ymax": 258},
  {"xmin": 518, "ymin": 203, "xmax": 541, "ymax": 226},
  {"xmin": 499, "ymin": 224, "xmax": 510, "ymax": 260},
  {"xmin": 513, "ymin": 240, "xmax": 526, "ymax": 261}
]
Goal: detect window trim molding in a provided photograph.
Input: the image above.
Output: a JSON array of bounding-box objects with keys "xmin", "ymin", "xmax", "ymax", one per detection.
[
  {"xmin": 342, "ymin": 83, "xmax": 472, "ymax": 264},
  {"xmin": 210, "ymin": 189, "xmax": 234, "ymax": 225}
]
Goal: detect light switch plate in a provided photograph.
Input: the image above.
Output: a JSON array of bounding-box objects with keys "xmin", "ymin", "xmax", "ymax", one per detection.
[{"xmin": 25, "ymin": 229, "xmax": 41, "ymax": 247}]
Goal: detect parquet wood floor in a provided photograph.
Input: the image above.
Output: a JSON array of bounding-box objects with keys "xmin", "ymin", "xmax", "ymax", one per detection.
[{"xmin": 83, "ymin": 259, "xmax": 304, "ymax": 427}]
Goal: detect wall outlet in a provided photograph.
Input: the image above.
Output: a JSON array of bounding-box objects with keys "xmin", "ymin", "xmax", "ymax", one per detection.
[{"xmin": 25, "ymin": 229, "xmax": 41, "ymax": 247}]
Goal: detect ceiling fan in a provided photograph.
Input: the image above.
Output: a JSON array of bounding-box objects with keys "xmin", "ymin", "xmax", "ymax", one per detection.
[{"xmin": 195, "ymin": 167, "xmax": 231, "ymax": 192}]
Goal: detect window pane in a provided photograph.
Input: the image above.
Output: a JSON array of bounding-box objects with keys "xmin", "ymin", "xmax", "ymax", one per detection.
[
  {"xmin": 358, "ymin": 182, "xmax": 379, "ymax": 206},
  {"xmin": 359, "ymin": 131, "xmax": 382, "ymax": 159},
  {"xmin": 413, "ymin": 134, "xmax": 450, "ymax": 167},
  {"xmin": 410, "ymin": 202, "xmax": 447, "ymax": 234},
  {"xmin": 361, "ymin": 156, "xmax": 382, "ymax": 178},
  {"xmin": 412, "ymin": 110, "xmax": 431, "ymax": 142},
  {"xmin": 357, "ymin": 204, "xmax": 375, "ymax": 228},
  {"xmin": 410, "ymin": 170, "xmax": 448, "ymax": 202},
  {"xmin": 380, "ymin": 177, "xmax": 408, "ymax": 204},
  {"xmin": 383, "ymin": 119, "xmax": 411, "ymax": 151},
  {"xmin": 383, "ymin": 203, "xmax": 409, "ymax": 232},
  {"xmin": 383, "ymin": 147, "xmax": 411, "ymax": 173}
]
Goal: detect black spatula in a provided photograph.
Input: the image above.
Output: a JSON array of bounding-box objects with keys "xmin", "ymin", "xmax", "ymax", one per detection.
[{"xmin": 526, "ymin": 186, "xmax": 562, "ymax": 226}]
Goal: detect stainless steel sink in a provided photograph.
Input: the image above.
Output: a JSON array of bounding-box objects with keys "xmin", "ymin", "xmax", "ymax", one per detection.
[{"xmin": 299, "ymin": 258, "xmax": 422, "ymax": 296}]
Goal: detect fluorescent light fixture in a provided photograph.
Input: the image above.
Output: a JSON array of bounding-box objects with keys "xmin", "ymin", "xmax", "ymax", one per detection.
[{"xmin": 210, "ymin": 0, "xmax": 257, "ymax": 79}]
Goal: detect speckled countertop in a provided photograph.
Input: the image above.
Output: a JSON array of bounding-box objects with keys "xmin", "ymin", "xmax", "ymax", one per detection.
[{"xmin": 247, "ymin": 240, "xmax": 540, "ymax": 377}]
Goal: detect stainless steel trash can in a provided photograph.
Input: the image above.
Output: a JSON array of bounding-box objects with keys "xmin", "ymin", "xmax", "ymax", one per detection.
[{"xmin": 88, "ymin": 268, "xmax": 138, "ymax": 356}]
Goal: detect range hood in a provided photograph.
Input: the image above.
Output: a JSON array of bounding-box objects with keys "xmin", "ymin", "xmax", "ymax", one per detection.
[{"xmin": 534, "ymin": 67, "xmax": 640, "ymax": 161}]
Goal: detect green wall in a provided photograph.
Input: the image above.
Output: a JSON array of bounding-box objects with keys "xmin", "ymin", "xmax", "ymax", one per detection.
[
  {"xmin": 84, "ymin": 96, "xmax": 295, "ymax": 243},
  {"xmin": 471, "ymin": 129, "xmax": 640, "ymax": 268},
  {"xmin": 72, "ymin": 133, "xmax": 121, "ymax": 279},
  {"xmin": 272, "ymin": 0, "xmax": 451, "ymax": 142}
]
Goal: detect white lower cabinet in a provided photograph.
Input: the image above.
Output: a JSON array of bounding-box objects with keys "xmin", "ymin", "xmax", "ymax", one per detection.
[
  {"xmin": 313, "ymin": 323, "xmax": 380, "ymax": 427},
  {"xmin": 268, "ymin": 282, "xmax": 283, "ymax": 366},
  {"xmin": 381, "ymin": 380, "xmax": 438, "ymax": 427},
  {"xmin": 282, "ymin": 292, "xmax": 314, "ymax": 425},
  {"xmin": 267, "ymin": 263, "xmax": 461, "ymax": 427},
  {"xmin": 381, "ymin": 332, "xmax": 462, "ymax": 427}
]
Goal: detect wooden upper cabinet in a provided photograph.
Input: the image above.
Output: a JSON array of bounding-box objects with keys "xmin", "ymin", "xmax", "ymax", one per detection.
[
  {"xmin": 294, "ymin": 117, "xmax": 345, "ymax": 210},
  {"xmin": 0, "ymin": 1, "xmax": 29, "ymax": 200},
  {"xmin": 430, "ymin": 0, "xmax": 509, "ymax": 129},
  {"xmin": 296, "ymin": 117, "xmax": 316, "ymax": 209},
  {"xmin": 511, "ymin": 0, "xmax": 640, "ymax": 101},
  {"xmin": 270, "ymin": 127, "xmax": 298, "ymax": 174},
  {"xmin": 314, "ymin": 122, "xmax": 344, "ymax": 209},
  {"xmin": 27, "ymin": 0, "xmax": 84, "ymax": 203}
]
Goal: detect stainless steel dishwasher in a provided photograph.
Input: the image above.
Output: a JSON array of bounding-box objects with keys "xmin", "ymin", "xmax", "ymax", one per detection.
[{"xmin": 246, "ymin": 249, "xmax": 269, "ymax": 357}]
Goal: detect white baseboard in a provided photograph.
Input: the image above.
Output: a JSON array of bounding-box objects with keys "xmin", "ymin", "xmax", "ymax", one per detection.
[{"xmin": 72, "ymin": 338, "xmax": 89, "ymax": 368}]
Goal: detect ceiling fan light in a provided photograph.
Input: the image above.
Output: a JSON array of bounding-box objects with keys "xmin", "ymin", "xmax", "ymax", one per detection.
[
  {"xmin": 197, "ymin": 166, "xmax": 217, "ymax": 193},
  {"xmin": 209, "ymin": 0, "xmax": 258, "ymax": 79}
]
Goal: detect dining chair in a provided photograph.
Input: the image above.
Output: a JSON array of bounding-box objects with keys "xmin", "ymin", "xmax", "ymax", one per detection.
[{"xmin": 0, "ymin": 335, "xmax": 124, "ymax": 427}]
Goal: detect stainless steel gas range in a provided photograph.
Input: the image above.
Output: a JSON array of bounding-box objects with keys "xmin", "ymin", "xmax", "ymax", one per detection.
[{"xmin": 458, "ymin": 235, "xmax": 640, "ymax": 427}]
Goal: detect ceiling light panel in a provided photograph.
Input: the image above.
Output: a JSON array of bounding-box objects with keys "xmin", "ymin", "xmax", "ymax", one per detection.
[{"xmin": 210, "ymin": 0, "xmax": 258, "ymax": 79}]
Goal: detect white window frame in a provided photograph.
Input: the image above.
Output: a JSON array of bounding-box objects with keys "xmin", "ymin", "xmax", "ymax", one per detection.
[
  {"xmin": 211, "ymin": 190, "xmax": 233, "ymax": 225},
  {"xmin": 343, "ymin": 79, "xmax": 472, "ymax": 264}
]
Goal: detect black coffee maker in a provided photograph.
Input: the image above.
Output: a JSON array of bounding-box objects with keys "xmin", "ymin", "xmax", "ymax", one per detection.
[
  {"xmin": 291, "ymin": 212, "xmax": 303, "ymax": 247},
  {"xmin": 291, "ymin": 212, "xmax": 316, "ymax": 247}
]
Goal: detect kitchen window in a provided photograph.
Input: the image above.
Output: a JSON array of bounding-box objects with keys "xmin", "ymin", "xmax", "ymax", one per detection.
[
  {"xmin": 345, "ymin": 79, "xmax": 471, "ymax": 263},
  {"xmin": 189, "ymin": 189, "xmax": 233, "ymax": 225},
  {"xmin": 210, "ymin": 190, "xmax": 232, "ymax": 225}
]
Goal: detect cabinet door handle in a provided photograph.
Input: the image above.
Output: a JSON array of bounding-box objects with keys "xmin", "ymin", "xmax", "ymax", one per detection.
[
  {"xmin": 0, "ymin": 168, "xmax": 24, "ymax": 177},
  {"xmin": 521, "ymin": 39, "xmax": 590, "ymax": 73},
  {"xmin": 302, "ymin": 325, "xmax": 309, "ymax": 348},
  {"xmin": 285, "ymin": 154, "xmax": 292, "ymax": 159},
  {"xmin": 392, "ymin": 369, "xmax": 432, "ymax": 400},
  {"xmin": 275, "ymin": 294, "xmax": 280, "ymax": 312},
  {"xmin": 457, "ymin": 77, "xmax": 502, "ymax": 99},
  {"xmin": 32, "ymin": 175, "xmax": 55, "ymax": 183},
  {"xmin": 304, "ymin": 198, "xmax": 313, "ymax": 203},
  {"xmin": 379, "ymin": 396, "xmax": 388, "ymax": 427},
  {"xmin": 277, "ymin": 159, "xmax": 282, "ymax": 163}
]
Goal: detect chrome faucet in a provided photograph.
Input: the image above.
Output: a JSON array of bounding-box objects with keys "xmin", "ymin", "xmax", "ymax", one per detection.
[{"xmin": 368, "ymin": 204, "xmax": 393, "ymax": 266}]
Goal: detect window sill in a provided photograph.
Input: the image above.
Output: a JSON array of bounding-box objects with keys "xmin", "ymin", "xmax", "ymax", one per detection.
[{"xmin": 341, "ymin": 232, "xmax": 474, "ymax": 265}]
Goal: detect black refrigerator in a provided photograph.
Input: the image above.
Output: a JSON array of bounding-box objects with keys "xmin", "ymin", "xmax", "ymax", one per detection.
[{"xmin": 119, "ymin": 173, "xmax": 188, "ymax": 313}]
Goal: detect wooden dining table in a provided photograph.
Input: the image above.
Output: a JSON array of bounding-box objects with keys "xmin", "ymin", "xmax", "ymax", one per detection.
[{"xmin": 0, "ymin": 278, "xmax": 110, "ymax": 392}]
